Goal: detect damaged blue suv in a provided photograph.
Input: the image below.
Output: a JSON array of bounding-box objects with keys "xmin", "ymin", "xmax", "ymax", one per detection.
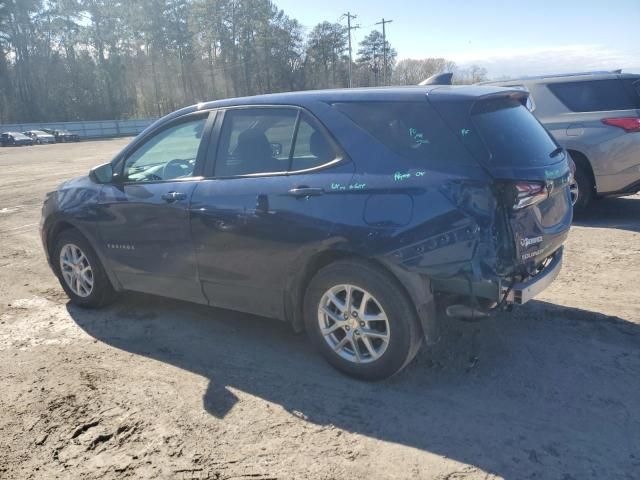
[{"xmin": 41, "ymin": 86, "xmax": 572, "ymax": 379}]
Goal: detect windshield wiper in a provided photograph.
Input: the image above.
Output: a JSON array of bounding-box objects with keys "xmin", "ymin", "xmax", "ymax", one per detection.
[{"xmin": 549, "ymin": 147, "xmax": 564, "ymax": 158}]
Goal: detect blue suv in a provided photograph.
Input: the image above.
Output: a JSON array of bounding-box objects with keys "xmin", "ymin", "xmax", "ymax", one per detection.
[{"xmin": 41, "ymin": 86, "xmax": 572, "ymax": 379}]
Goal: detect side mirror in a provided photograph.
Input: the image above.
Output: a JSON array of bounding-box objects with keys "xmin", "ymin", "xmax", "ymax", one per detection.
[{"xmin": 89, "ymin": 163, "xmax": 114, "ymax": 184}]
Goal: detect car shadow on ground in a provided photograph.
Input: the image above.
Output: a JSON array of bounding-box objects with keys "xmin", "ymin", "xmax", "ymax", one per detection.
[
  {"xmin": 574, "ymin": 195, "xmax": 640, "ymax": 232},
  {"xmin": 67, "ymin": 294, "xmax": 640, "ymax": 479}
]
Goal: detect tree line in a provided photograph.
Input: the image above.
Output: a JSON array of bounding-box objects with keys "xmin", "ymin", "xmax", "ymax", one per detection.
[{"xmin": 0, "ymin": 0, "xmax": 487, "ymax": 123}]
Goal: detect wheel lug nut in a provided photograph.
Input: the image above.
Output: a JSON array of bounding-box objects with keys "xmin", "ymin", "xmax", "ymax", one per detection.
[
  {"xmin": 352, "ymin": 311, "xmax": 358, "ymax": 318},
  {"xmin": 360, "ymin": 321, "xmax": 365, "ymax": 327},
  {"xmin": 345, "ymin": 326, "xmax": 350, "ymax": 331}
]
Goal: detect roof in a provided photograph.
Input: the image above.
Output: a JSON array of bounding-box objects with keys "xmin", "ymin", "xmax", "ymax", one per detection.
[
  {"xmin": 481, "ymin": 70, "xmax": 640, "ymax": 86},
  {"xmin": 135, "ymin": 84, "xmax": 524, "ymax": 145},
  {"xmin": 201, "ymin": 84, "xmax": 518, "ymax": 107}
]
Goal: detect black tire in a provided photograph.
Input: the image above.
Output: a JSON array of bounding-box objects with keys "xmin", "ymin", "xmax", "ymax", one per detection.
[
  {"xmin": 53, "ymin": 229, "xmax": 116, "ymax": 308},
  {"xmin": 304, "ymin": 259, "xmax": 423, "ymax": 380},
  {"xmin": 572, "ymin": 164, "xmax": 594, "ymax": 214}
]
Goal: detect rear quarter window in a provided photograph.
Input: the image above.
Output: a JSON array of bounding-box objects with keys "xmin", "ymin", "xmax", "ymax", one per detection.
[
  {"xmin": 548, "ymin": 79, "xmax": 639, "ymax": 112},
  {"xmin": 331, "ymin": 101, "xmax": 477, "ymax": 165}
]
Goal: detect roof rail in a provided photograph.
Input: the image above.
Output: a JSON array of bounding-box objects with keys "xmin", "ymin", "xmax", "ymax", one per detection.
[{"xmin": 478, "ymin": 69, "xmax": 623, "ymax": 84}]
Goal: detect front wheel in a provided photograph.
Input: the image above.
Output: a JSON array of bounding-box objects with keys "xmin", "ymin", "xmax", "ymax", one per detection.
[
  {"xmin": 53, "ymin": 230, "xmax": 116, "ymax": 308},
  {"xmin": 304, "ymin": 260, "xmax": 423, "ymax": 380}
]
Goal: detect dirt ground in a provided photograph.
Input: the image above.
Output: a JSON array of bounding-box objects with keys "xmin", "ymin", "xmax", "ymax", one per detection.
[{"xmin": 0, "ymin": 139, "xmax": 638, "ymax": 480}]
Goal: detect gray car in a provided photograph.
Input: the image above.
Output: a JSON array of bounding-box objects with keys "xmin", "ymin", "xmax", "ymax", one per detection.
[
  {"xmin": 24, "ymin": 130, "xmax": 57, "ymax": 145},
  {"xmin": 484, "ymin": 71, "xmax": 640, "ymax": 211}
]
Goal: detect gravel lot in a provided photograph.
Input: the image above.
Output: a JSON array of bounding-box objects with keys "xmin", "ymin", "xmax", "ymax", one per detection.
[{"xmin": 1, "ymin": 140, "xmax": 639, "ymax": 479}]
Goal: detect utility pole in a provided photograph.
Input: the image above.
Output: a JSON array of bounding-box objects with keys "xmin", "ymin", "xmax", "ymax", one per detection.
[
  {"xmin": 343, "ymin": 12, "xmax": 359, "ymax": 88},
  {"xmin": 375, "ymin": 18, "xmax": 393, "ymax": 85},
  {"xmin": 372, "ymin": 44, "xmax": 378, "ymax": 86}
]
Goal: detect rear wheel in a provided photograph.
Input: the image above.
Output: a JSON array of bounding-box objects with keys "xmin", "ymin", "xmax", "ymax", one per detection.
[
  {"xmin": 572, "ymin": 164, "xmax": 593, "ymax": 213},
  {"xmin": 304, "ymin": 260, "xmax": 423, "ymax": 380},
  {"xmin": 53, "ymin": 230, "xmax": 116, "ymax": 308}
]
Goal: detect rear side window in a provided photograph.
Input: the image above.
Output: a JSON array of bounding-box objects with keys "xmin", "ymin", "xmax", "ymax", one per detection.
[
  {"xmin": 548, "ymin": 79, "xmax": 639, "ymax": 112},
  {"xmin": 470, "ymin": 97, "xmax": 559, "ymax": 166},
  {"xmin": 216, "ymin": 108, "xmax": 297, "ymax": 176},
  {"xmin": 214, "ymin": 108, "xmax": 339, "ymax": 177},
  {"xmin": 291, "ymin": 113, "xmax": 338, "ymax": 171},
  {"xmin": 332, "ymin": 101, "xmax": 476, "ymax": 165},
  {"xmin": 622, "ymin": 78, "xmax": 640, "ymax": 106}
]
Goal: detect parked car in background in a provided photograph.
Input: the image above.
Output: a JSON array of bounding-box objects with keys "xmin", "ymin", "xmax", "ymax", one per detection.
[
  {"xmin": 24, "ymin": 130, "xmax": 56, "ymax": 145},
  {"xmin": 41, "ymin": 86, "xmax": 572, "ymax": 379},
  {"xmin": 42, "ymin": 128, "xmax": 81, "ymax": 142},
  {"xmin": 483, "ymin": 71, "xmax": 640, "ymax": 211},
  {"xmin": 1, "ymin": 132, "xmax": 34, "ymax": 146}
]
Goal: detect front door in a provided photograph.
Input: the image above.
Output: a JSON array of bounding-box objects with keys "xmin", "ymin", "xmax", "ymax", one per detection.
[{"xmin": 97, "ymin": 113, "xmax": 211, "ymax": 303}]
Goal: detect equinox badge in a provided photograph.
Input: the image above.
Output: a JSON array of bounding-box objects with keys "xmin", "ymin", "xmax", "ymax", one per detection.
[{"xmin": 520, "ymin": 236, "xmax": 543, "ymax": 248}]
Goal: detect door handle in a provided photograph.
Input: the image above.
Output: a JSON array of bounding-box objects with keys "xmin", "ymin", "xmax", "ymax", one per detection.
[
  {"xmin": 161, "ymin": 191, "xmax": 187, "ymax": 203},
  {"xmin": 287, "ymin": 187, "xmax": 324, "ymax": 198}
]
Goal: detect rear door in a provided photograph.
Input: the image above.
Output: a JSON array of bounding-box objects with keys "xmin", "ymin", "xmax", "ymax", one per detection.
[
  {"xmin": 190, "ymin": 106, "xmax": 354, "ymax": 319},
  {"xmin": 433, "ymin": 93, "xmax": 572, "ymax": 274}
]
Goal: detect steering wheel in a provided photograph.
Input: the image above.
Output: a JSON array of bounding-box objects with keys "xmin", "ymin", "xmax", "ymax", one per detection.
[{"xmin": 162, "ymin": 158, "xmax": 193, "ymax": 180}]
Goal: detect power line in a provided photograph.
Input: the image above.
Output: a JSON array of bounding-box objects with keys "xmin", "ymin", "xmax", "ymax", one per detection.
[
  {"xmin": 375, "ymin": 18, "xmax": 393, "ymax": 86},
  {"xmin": 342, "ymin": 12, "xmax": 359, "ymax": 88}
]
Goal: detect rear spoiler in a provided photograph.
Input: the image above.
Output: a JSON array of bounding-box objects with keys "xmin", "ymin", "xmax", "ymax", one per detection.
[
  {"xmin": 470, "ymin": 91, "xmax": 531, "ymax": 112},
  {"xmin": 419, "ymin": 72, "xmax": 453, "ymax": 86},
  {"xmin": 428, "ymin": 89, "xmax": 532, "ymax": 121}
]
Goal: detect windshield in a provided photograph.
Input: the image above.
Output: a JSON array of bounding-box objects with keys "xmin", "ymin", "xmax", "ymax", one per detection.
[
  {"xmin": 13, "ymin": 133, "xmax": 29, "ymax": 139},
  {"xmin": 468, "ymin": 97, "xmax": 560, "ymax": 166}
]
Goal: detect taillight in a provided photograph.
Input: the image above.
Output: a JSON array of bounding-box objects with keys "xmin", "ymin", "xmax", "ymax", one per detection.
[
  {"xmin": 513, "ymin": 182, "xmax": 548, "ymax": 210},
  {"xmin": 602, "ymin": 117, "xmax": 640, "ymax": 133}
]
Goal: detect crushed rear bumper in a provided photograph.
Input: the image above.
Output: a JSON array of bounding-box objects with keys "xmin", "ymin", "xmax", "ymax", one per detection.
[
  {"xmin": 431, "ymin": 247, "xmax": 564, "ymax": 306},
  {"xmin": 502, "ymin": 247, "xmax": 563, "ymax": 305}
]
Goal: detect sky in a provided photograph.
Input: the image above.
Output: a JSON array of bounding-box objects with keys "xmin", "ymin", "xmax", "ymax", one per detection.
[{"xmin": 274, "ymin": 0, "xmax": 640, "ymax": 79}]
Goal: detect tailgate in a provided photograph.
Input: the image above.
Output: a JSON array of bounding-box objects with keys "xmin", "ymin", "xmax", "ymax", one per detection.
[{"xmin": 431, "ymin": 91, "xmax": 573, "ymax": 274}]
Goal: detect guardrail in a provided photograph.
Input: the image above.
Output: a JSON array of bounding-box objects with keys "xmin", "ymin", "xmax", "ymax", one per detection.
[{"xmin": 0, "ymin": 118, "xmax": 156, "ymax": 140}]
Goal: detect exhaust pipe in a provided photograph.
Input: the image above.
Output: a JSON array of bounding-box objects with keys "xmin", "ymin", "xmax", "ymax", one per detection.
[{"xmin": 445, "ymin": 304, "xmax": 490, "ymax": 321}]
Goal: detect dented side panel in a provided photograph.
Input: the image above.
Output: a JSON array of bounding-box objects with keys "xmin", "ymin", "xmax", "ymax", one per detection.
[{"xmin": 323, "ymin": 157, "xmax": 506, "ymax": 302}]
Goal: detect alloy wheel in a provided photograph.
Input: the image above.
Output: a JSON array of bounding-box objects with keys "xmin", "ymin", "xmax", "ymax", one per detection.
[
  {"xmin": 569, "ymin": 174, "xmax": 579, "ymax": 206},
  {"xmin": 59, "ymin": 243, "xmax": 94, "ymax": 297},
  {"xmin": 317, "ymin": 284, "xmax": 391, "ymax": 364}
]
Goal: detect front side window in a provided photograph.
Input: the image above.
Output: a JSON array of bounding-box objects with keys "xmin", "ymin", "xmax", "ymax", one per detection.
[
  {"xmin": 214, "ymin": 108, "xmax": 337, "ymax": 176},
  {"xmin": 124, "ymin": 117, "xmax": 206, "ymax": 182},
  {"xmin": 548, "ymin": 79, "xmax": 639, "ymax": 112}
]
